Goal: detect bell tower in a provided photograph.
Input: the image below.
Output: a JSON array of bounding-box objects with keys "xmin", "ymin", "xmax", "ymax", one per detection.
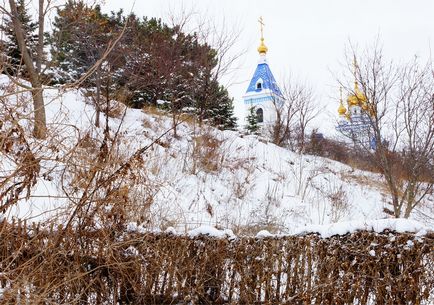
[{"xmin": 243, "ymin": 17, "xmax": 284, "ymax": 127}]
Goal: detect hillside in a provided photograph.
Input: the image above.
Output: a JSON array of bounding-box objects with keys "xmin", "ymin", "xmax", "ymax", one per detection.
[{"xmin": 1, "ymin": 76, "xmax": 433, "ymax": 234}]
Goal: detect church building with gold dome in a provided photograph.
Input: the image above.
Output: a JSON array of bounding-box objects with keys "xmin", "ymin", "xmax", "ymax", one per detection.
[
  {"xmin": 243, "ymin": 17, "xmax": 284, "ymax": 127},
  {"xmin": 336, "ymin": 59, "xmax": 375, "ymax": 148}
]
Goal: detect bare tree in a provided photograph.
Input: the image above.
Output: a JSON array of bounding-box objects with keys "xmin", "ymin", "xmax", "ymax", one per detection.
[
  {"xmin": 294, "ymin": 83, "xmax": 318, "ymax": 152},
  {"xmin": 2, "ymin": 0, "xmax": 48, "ymax": 139},
  {"xmin": 393, "ymin": 59, "xmax": 434, "ymax": 217},
  {"xmin": 194, "ymin": 13, "xmax": 245, "ymax": 85},
  {"xmin": 269, "ymin": 91, "xmax": 296, "ymax": 147},
  {"xmin": 339, "ymin": 45, "xmax": 433, "ymax": 218},
  {"xmin": 269, "ymin": 76, "xmax": 318, "ymax": 151},
  {"xmin": 167, "ymin": 7, "xmax": 244, "ymax": 126}
]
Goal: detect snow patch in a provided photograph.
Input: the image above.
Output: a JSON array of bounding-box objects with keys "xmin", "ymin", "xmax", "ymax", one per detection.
[
  {"xmin": 292, "ymin": 219, "xmax": 430, "ymax": 238},
  {"xmin": 126, "ymin": 222, "xmax": 147, "ymax": 234},
  {"xmin": 256, "ymin": 230, "xmax": 274, "ymax": 238},
  {"xmin": 184, "ymin": 219, "xmax": 430, "ymax": 240},
  {"xmin": 188, "ymin": 225, "xmax": 235, "ymax": 239},
  {"xmin": 165, "ymin": 226, "xmax": 177, "ymax": 234}
]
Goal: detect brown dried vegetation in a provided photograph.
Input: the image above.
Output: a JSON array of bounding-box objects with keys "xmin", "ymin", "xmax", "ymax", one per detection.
[{"xmin": 0, "ymin": 219, "xmax": 432, "ymax": 304}]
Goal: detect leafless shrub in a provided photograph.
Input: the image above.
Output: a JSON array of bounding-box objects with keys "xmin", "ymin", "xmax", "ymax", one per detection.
[
  {"xmin": 230, "ymin": 158, "xmax": 256, "ymax": 200},
  {"xmin": 269, "ymin": 75, "xmax": 320, "ymax": 152},
  {"xmin": 184, "ymin": 126, "xmax": 224, "ymax": 174},
  {"xmin": 326, "ymin": 184, "xmax": 349, "ymax": 223},
  {"xmin": 0, "ymin": 85, "xmax": 40, "ymax": 212}
]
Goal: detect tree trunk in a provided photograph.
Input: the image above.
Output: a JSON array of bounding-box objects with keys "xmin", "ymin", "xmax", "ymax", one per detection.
[
  {"xmin": 9, "ymin": 0, "xmax": 47, "ymax": 139},
  {"xmin": 299, "ymin": 125, "xmax": 306, "ymax": 153},
  {"xmin": 32, "ymin": 88, "xmax": 46, "ymax": 139},
  {"xmin": 384, "ymin": 171, "xmax": 401, "ymax": 218},
  {"xmin": 172, "ymin": 111, "xmax": 178, "ymax": 138},
  {"xmin": 403, "ymin": 183, "xmax": 416, "ymax": 218},
  {"xmin": 95, "ymin": 66, "xmax": 101, "ymax": 128},
  {"xmin": 36, "ymin": 0, "xmax": 44, "ymax": 74}
]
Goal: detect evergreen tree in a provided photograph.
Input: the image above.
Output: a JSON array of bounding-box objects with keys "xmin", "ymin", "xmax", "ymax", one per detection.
[
  {"xmin": 192, "ymin": 46, "xmax": 237, "ymax": 130},
  {"xmin": 1, "ymin": 0, "xmax": 38, "ymax": 76},
  {"xmin": 50, "ymin": 1, "xmax": 119, "ymax": 84},
  {"xmin": 245, "ymin": 105, "xmax": 260, "ymax": 134},
  {"xmin": 49, "ymin": 0, "xmax": 85, "ymax": 83},
  {"xmin": 205, "ymin": 84, "xmax": 237, "ymax": 130},
  {"xmin": 120, "ymin": 16, "xmax": 173, "ymax": 107},
  {"xmin": 49, "ymin": 2, "xmax": 237, "ymax": 129}
]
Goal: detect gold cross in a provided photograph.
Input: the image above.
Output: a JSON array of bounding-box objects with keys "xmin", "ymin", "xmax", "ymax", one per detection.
[
  {"xmin": 258, "ymin": 16, "xmax": 265, "ymax": 40},
  {"xmin": 353, "ymin": 55, "xmax": 359, "ymax": 87},
  {"xmin": 353, "ymin": 55, "xmax": 358, "ymax": 74}
]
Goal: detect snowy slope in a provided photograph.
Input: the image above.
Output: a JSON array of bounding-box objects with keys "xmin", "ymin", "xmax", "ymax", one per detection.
[{"xmin": 1, "ymin": 76, "xmax": 433, "ymax": 234}]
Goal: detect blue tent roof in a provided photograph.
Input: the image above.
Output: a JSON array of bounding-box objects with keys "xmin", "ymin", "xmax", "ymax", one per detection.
[{"xmin": 245, "ymin": 62, "xmax": 282, "ymax": 96}]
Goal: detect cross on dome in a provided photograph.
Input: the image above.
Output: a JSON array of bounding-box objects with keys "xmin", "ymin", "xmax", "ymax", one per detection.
[
  {"xmin": 244, "ymin": 16, "xmax": 281, "ymax": 96},
  {"xmin": 257, "ymin": 16, "xmax": 268, "ymax": 55},
  {"xmin": 259, "ymin": 16, "xmax": 265, "ymax": 39}
]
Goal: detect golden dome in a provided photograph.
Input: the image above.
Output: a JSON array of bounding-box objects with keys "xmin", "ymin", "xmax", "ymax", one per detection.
[
  {"xmin": 347, "ymin": 95, "xmax": 358, "ymax": 106},
  {"xmin": 258, "ymin": 38, "xmax": 268, "ymax": 54},
  {"xmin": 338, "ymin": 87, "xmax": 347, "ymax": 115},
  {"xmin": 347, "ymin": 81, "xmax": 367, "ymax": 107},
  {"xmin": 347, "ymin": 57, "xmax": 367, "ymax": 107},
  {"xmin": 338, "ymin": 102, "xmax": 347, "ymax": 115}
]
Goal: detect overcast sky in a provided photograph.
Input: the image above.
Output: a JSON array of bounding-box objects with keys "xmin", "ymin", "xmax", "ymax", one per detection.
[{"xmin": 98, "ymin": 1, "xmax": 433, "ymax": 132}]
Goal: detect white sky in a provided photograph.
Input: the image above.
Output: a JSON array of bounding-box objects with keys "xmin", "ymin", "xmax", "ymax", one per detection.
[{"xmin": 76, "ymin": 1, "xmax": 434, "ymax": 132}]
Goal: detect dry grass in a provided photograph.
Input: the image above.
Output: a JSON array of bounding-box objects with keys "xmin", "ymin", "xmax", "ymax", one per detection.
[
  {"xmin": 184, "ymin": 127, "xmax": 225, "ymax": 175},
  {"xmin": 340, "ymin": 170, "xmax": 389, "ymax": 193},
  {"xmin": 234, "ymin": 223, "xmax": 283, "ymax": 236},
  {"xmin": 103, "ymin": 99, "xmax": 126, "ymax": 119},
  {"xmin": 192, "ymin": 132, "xmax": 223, "ymax": 173},
  {"xmin": 142, "ymin": 104, "xmax": 164, "ymax": 117}
]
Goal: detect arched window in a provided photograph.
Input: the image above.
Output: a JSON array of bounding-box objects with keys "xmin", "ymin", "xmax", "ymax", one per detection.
[
  {"xmin": 256, "ymin": 82, "xmax": 262, "ymax": 90},
  {"xmin": 256, "ymin": 108, "xmax": 264, "ymax": 123}
]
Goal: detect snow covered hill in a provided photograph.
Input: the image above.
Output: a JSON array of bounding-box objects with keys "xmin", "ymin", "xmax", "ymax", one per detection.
[{"xmin": 1, "ymin": 77, "xmax": 433, "ymax": 234}]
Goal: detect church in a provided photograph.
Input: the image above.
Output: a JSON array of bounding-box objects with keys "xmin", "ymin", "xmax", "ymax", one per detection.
[
  {"xmin": 241, "ymin": 19, "xmax": 374, "ymax": 147},
  {"xmin": 242, "ymin": 17, "xmax": 284, "ymax": 128},
  {"xmin": 336, "ymin": 58, "xmax": 375, "ymax": 149}
]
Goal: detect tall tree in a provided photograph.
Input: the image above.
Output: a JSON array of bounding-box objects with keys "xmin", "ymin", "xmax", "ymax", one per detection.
[
  {"xmin": 1, "ymin": 0, "xmax": 38, "ymax": 76},
  {"xmin": 2, "ymin": 0, "xmax": 47, "ymax": 139},
  {"xmin": 50, "ymin": 2, "xmax": 237, "ymax": 130},
  {"xmin": 339, "ymin": 46, "xmax": 433, "ymax": 218},
  {"xmin": 50, "ymin": 1, "xmax": 126, "ymax": 127}
]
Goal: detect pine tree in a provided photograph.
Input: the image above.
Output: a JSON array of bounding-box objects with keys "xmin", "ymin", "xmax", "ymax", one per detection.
[
  {"xmin": 49, "ymin": 0, "xmax": 82, "ymax": 83},
  {"xmin": 206, "ymin": 84, "xmax": 237, "ymax": 130},
  {"xmin": 50, "ymin": 1, "xmax": 114, "ymax": 84},
  {"xmin": 1, "ymin": 0, "xmax": 38, "ymax": 76},
  {"xmin": 245, "ymin": 105, "xmax": 260, "ymax": 134},
  {"xmin": 49, "ymin": 3, "xmax": 237, "ymax": 130}
]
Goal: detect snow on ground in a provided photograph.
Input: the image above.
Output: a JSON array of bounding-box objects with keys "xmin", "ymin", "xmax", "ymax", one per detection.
[
  {"xmin": 1, "ymin": 76, "xmax": 433, "ymax": 234},
  {"xmin": 188, "ymin": 225, "xmax": 236, "ymax": 239},
  {"xmin": 291, "ymin": 218, "xmax": 430, "ymax": 238},
  {"xmin": 125, "ymin": 219, "xmax": 431, "ymax": 238}
]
